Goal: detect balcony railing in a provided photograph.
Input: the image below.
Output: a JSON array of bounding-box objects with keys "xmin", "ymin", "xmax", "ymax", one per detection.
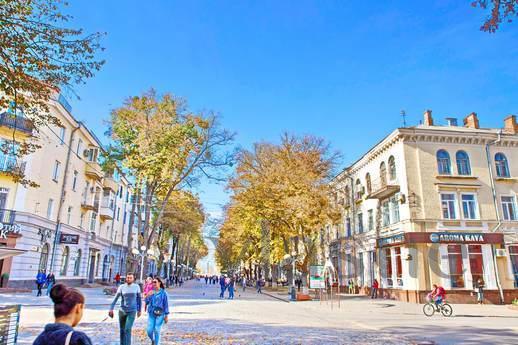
[
  {"xmin": 0, "ymin": 209, "xmax": 16, "ymax": 224},
  {"xmin": 367, "ymin": 177, "xmax": 400, "ymax": 200},
  {"xmin": 0, "ymin": 113, "xmax": 33, "ymax": 134},
  {"xmin": 0, "ymin": 155, "xmax": 26, "ymax": 175}
]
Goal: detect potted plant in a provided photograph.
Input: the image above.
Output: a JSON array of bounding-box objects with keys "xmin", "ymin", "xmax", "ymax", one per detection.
[{"xmin": 1, "ymin": 273, "xmax": 10, "ymax": 287}]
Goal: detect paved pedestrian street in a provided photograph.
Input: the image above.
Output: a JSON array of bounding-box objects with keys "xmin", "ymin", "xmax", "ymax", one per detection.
[{"xmin": 4, "ymin": 280, "xmax": 516, "ymax": 345}]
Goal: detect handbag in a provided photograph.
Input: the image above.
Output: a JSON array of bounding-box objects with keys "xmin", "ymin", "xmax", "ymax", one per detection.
[{"xmin": 153, "ymin": 307, "xmax": 163, "ymax": 317}]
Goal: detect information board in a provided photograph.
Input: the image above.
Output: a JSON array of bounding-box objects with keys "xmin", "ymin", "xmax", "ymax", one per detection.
[{"xmin": 309, "ymin": 265, "xmax": 325, "ymax": 289}]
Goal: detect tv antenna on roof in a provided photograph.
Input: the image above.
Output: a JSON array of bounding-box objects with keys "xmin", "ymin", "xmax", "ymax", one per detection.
[{"xmin": 401, "ymin": 110, "xmax": 407, "ymax": 127}]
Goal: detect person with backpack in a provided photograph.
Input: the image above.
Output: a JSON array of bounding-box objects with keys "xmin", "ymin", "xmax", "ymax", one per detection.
[
  {"xmin": 227, "ymin": 277, "xmax": 235, "ymax": 300},
  {"xmin": 33, "ymin": 283, "xmax": 92, "ymax": 345},
  {"xmin": 46, "ymin": 272, "xmax": 56, "ymax": 296},
  {"xmin": 145, "ymin": 277, "xmax": 169, "ymax": 345}
]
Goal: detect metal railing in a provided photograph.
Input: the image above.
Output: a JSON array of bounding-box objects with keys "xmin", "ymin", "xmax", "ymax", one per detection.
[
  {"xmin": 0, "ymin": 113, "xmax": 33, "ymax": 134},
  {"xmin": 0, "ymin": 209, "xmax": 16, "ymax": 224},
  {"xmin": 0, "ymin": 155, "xmax": 26, "ymax": 174},
  {"xmin": 0, "ymin": 305, "xmax": 21, "ymax": 345}
]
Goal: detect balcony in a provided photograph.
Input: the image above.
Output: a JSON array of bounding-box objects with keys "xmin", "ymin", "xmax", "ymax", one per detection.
[
  {"xmin": 0, "ymin": 113, "xmax": 34, "ymax": 135},
  {"xmin": 368, "ymin": 178, "xmax": 400, "ymax": 200},
  {"xmin": 99, "ymin": 205, "xmax": 114, "ymax": 221},
  {"xmin": 0, "ymin": 209, "xmax": 16, "ymax": 225},
  {"xmin": 0, "ymin": 156, "xmax": 26, "ymax": 175},
  {"xmin": 85, "ymin": 162, "xmax": 103, "ymax": 181},
  {"xmin": 103, "ymin": 176, "xmax": 118, "ymax": 192},
  {"xmin": 80, "ymin": 198, "xmax": 95, "ymax": 211}
]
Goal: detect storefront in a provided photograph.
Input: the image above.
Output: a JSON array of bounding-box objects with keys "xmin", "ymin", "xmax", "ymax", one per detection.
[
  {"xmin": 0, "ymin": 214, "xmax": 23, "ymax": 288},
  {"xmin": 377, "ymin": 231, "xmax": 507, "ymax": 304}
]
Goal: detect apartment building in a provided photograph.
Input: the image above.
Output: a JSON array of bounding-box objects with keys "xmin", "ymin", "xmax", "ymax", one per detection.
[
  {"xmin": 328, "ymin": 112, "xmax": 518, "ymax": 304},
  {"xmin": 0, "ymin": 95, "xmax": 136, "ymax": 288}
]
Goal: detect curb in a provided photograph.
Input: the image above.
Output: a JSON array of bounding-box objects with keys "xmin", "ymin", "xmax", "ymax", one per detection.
[{"xmin": 262, "ymin": 291, "xmax": 291, "ymax": 303}]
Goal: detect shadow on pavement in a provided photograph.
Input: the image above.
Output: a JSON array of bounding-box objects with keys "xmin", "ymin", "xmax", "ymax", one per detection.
[{"xmin": 387, "ymin": 326, "xmax": 517, "ymax": 345}]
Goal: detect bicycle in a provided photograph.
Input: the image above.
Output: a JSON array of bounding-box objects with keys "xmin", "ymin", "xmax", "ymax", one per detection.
[{"xmin": 423, "ymin": 301, "xmax": 453, "ymax": 317}]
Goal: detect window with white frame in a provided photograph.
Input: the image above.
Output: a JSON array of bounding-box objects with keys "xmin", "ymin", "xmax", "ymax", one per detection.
[
  {"xmin": 390, "ymin": 195, "xmax": 400, "ymax": 223},
  {"xmin": 385, "ymin": 248, "xmax": 393, "ymax": 287},
  {"xmin": 72, "ymin": 171, "xmax": 78, "ymax": 191},
  {"xmin": 357, "ymin": 213, "xmax": 363, "ymax": 233},
  {"xmin": 394, "ymin": 247, "xmax": 403, "ymax": 287},
  {"xmin": 368, "ymin": 209, "xmax": 374, "ymax": 231},
  {"xmin": 461, "ymin": 194, "xmax": 478, "ymax": 220},
  {"xmin": 52, "ymin": 161, "xmax": 61, "ymax": 181},
  {"xmin": 47, "ymin": 199, "xmax": 54, "ymax": 219},
  {"xmin": 59, "ymin": 127, "xmax": 66, "ymax": 144},
  {"xmin": 76, "ymin": 139, "xmax": 83, "ymax": 156},
  {"xmin": 502, "ymin": 196, "xmax": 517, "ymax": 221},
  {"xmin": 441, "ymin": 193, "xmax": 457, "ymax": 219},
  {"xmin": 382, "ymin": 201, "xmax": 390, "ymax": 226},
  {"xmin": 89, "ymin": 212, "xmax": 97, "ymax": 231},
  {"xmin": 66, "ymin": 206, "xmax": 72, "ymax": 224},
  {"xmin": 447, "ymin": 244, "xmax": 465, "ymax": 288}
]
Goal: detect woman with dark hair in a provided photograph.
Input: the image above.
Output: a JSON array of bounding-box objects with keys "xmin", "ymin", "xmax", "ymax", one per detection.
[
  {"xmin": 145, "ymin": 277, "xmax": 169, "ymax": 345},
  {"xmin": 33, "ymin": 283, "xmax": 92, "ymax": 345}
]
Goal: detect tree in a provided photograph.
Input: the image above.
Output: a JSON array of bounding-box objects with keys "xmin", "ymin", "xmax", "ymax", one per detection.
[
  {"xmin": 108, "ymin": 89, "xmax": 234, "ymax": 275},
  {"xmin": 0, "ymin": 0, "xmax": 105, "ymax": 181},
  {"xmin": 472, "ymin": 0, "xmax": 518, "ymax": 32}
]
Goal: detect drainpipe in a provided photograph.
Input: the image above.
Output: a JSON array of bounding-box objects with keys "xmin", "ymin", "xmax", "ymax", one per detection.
[
  {"xmin": 485, "ymin": 130, "xmax": 505, "ymax": 304},
  {"xmin": 49, "ymin": 124, "xmax": 81, "ymax": 274}
]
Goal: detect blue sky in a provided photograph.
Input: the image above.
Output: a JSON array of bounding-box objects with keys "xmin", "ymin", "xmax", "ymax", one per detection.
[{"xmin": 65, "ymin": 0, "xmax": 518, "ymax": 221}]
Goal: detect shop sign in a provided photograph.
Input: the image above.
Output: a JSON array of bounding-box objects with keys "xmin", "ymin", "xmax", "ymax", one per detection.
[
  {"xmin": 309, "ymin": 265, "xmax": 325, "ymax": 289},
  {"xmin": 0, "ymin": 223, "xmax": 21, "ymax": 240},
  {"xmin": 405, "ymin": 232, "xmax": 504, "ymax": 244},
  {"xmin": 377, "ymin": 233, "xmax": 405, "ymax": 247},
  {"xmin": 59, "ymin": 233, "xmax": 79, "ymax": 244}
]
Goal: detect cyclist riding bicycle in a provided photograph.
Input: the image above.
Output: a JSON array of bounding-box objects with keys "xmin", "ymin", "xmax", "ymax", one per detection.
[{"xmin": 428, "ymin": 284, "xmax": 446, "ymax": 311}]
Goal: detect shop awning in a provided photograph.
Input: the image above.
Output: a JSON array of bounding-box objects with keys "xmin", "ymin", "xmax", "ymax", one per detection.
[{"xmin": 0, "ymin": 247, "xmax": 26, "ymax": 260}]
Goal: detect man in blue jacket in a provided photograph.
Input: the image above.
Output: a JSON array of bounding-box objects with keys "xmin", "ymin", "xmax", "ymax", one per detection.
[
  {"xmin": 219, "ymin": 274, "xmax": 226, "ymax": 298},
  {"xmin": 36, "ymin": 270, "xmax": 46, "ymax": 297},
  {"xmin": 109, "ymin": 273, "xmax": 142, "ymax": 345}
]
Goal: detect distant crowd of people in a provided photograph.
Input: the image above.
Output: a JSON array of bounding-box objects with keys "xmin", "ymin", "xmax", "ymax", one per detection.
[{"xmin": 201, "ymin": 274, "xmax": 266, "ymax": 299}]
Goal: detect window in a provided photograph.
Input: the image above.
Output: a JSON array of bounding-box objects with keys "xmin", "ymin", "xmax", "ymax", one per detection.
[
  {"xmin": 385, "ymin": 248, "xmax": 393, "ymax": 287},
  {"xmin": 74, "ymin": 249, "xmax": 82, "ymax": 276},
  {"xmin": 89, "ymin": 212, "xmax": 97, "ymax": 231},
  {"xmin": 388, "ymin": 156, "xmax": 396, "ymax": 180},
  {"xmin": 382, "ymin": 201, "xmax": 390, "ymax": 226},
  {"xmin": 0, "ymin": 140, "xmax": 19, "ymax": 172},
  {"xmin": 72, "ymin": 171, "xmax": 78, "ymax": 191},
  {"xmin": 502, "ymin": 196, "xmax": 517, "ymax": 221},
  {"xmin": 510, "ymin": 246, "xmax": 518, "ymax": 288},
  {"xmin": 123, "ymin": 211, "xmax": 127, "ymax": 224},
  {"xmin": 79, "ymin": 213, "xmax": 85, "ymax": 229},
  {"xmin": 52, "ymin": 161, "xmax": 61, "ymax": 181},
  {"xmin": 368, "ymin": 209, "xmax": 374, "ymax": 231},
  {"xmin": 468, "ymin": 245, "xmax": 484, "ymax": 286},
  {"xmin": 39, "ymin": 243, "xmax": 49, "ymax": 271},
  {"xmin": 365, "ymin": 173, "xmax": 372, "ymax": 194},
  {"xmin": 441, "ymin": 193, "xmax": 457, "ymax": 219},
  {"xmin": 59, "ymin": 127, "xmax": 66, "ymax": 144},
  {"xmin": 358, "ymin": 255, "xmax": 364, "ymax": 286},
  {"xmin": 47, "ymin": 199, "xmax": 54, "ymax": 219},
  {"xmin": 437, "ymin": 150, "xmax": 451, "ymax": 175},
  {"xmin": 355, "ymin": 179, "xmax": 362, "ymax": 200},
  {"xmin": 117, "ymin": 207, "xmax": 121, "ymax": 221},
  {"xmin": 76, "ymin": 139, "xmax": 83, "ymax": 156},
  {"xmin": 66, "ymin": 206, "xmax": 72, "ymax": 224},
  {"xmin": 390, "ymin": 195, "xmax": 400, "ymax": 223},
  {"xmin": 357, "ymin": 213, "xmax": 363, "ymax": 233},
  {"xmin": 461, "ymin": 194, "xmax": 478, "ymax": 219},
  {"xmin": 447, "ymin": 244, "xmax": 465, "ymax": 288},
  {"xmin": 60, "ymin": 246, "xmax": 69, "ymax": 276},
  {"xmin": 346, "ymin": 218, "xmax": 351, "ymax": 237},
  {"xmin": 394, "ymin": 247, "xmax": 403, "ymax": 287},
  {"xmin": 495, "ymin": 153, "xmax": 510, "ymax": 178},
  {"xmin": 380, "ymin": 162, "xmax": 387, "ymax": 186},
  {"xmin": 456, "ymin": 151, "xmax": 471, "ymax": 176}
]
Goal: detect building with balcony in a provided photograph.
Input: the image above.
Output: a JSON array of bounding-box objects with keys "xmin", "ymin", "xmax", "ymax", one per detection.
[
  {"xmin": 0, "ymin": 95, "xmax": 136, "ymax": 288},
  {"xmin": 327, "ymin": 112, "xmax": 518, "ymax": 304}
]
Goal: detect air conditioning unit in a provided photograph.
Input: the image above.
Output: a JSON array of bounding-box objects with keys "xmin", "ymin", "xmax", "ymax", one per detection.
[{"xmin": 495, "ymin": 249, "xmax": 507, "ymax": 257}]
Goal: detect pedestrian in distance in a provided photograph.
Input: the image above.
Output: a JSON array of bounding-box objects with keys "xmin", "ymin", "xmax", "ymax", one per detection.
[
  {"xmin": 36, "ymin": 270, "xmax": 46, "ymax": 297},
  {"xmin": 115, "ymin": 272, "xmax": 121, "ymax": 287},
  {"xmin": 228, "ymin": 277, "xmax": 235, "ymax": 300},
  {"xmin": 145, "ymin": 277, "xmax": 169, "ymax": 345},
  {"xmin": 371, "ymin": 279, "xmax": 379, "ymax": 299},
  {"xmin": 108, "ymin": 272, "xmax": 142, "ymax": 345},
  {"xmin": 33, "ymin": 283, "xmax": 93, "ymax": 345},
  {"xmin": 256, "ymin": 278, "xmax": 263, "ymax": 294},
  {"xmin": 242, "ymin": 276, "xmax": 247, "ymax": 292},
  {"xmin": 348, "ymin": 279, "xmax": 354, "ymax": 294},
  {"xmin": 219, "ymin": 275, "xmax": 226, "ymax": 298},
  {"xmin": 475, "ymin": 278, "xmax": 485, "ymax": 305},
  {"xmin": 46, "ymin": 272, "xmax": 56, "ymax": 296},
  {"xmin": 205, "ymin": 275, "xmax": 208, "ymax": 284},
  {"xmin": 296, "ymin": 278, "xmax": 302, "ymax": 292}
]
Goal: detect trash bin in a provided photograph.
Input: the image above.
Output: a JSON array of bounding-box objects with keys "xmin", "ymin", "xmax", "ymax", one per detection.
[
  {"xmin": 290, "ymin": 286, "xmax": 297, "ymax": 301},
  {"xmin": 0, "ymin": 305, "xmax": 21, "ymax": 345}
]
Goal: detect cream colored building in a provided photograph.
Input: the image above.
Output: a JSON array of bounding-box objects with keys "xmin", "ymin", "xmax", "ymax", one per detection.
[
  {"xmin": 328, "ymin": 112, "xmax": 518, "ymax": 304},
  {"xmin": 0, "ymin": 95, "xmax": 137, "ymax": 288}
]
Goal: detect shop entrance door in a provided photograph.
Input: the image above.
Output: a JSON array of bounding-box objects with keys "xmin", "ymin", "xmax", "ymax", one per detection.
[{"xmin": 88, "ymin": 254, "xmax": 96, "ymax": 283}]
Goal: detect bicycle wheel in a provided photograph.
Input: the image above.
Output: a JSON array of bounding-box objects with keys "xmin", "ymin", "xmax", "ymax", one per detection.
[
  {"xmin": 423, "ymin": 303, "xmax": 435, "ymax": 317},
  {"xmin": 441, "ymin": 303, "xmax": 453, "ymax": 317}
]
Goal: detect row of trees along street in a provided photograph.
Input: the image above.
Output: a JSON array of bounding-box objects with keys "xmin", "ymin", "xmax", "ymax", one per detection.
[{"xmin": 216, "ymin": 134, "xmax": 342, "ymax": 285}]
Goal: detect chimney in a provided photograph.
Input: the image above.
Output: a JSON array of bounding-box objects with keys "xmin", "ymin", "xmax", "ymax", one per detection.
[
  {"xmin": 463, "ymin": 112, "xmax": 480, "ymax": 129},
  {"xmin": 504, "ymin": 115, "xmax": 518, "ymax": 134},
  {"xmin": 424, "ymin": 110, "xmax": 433, "ymax": 126}
]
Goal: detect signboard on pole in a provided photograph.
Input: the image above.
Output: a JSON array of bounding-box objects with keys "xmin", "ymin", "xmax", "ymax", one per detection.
[{"xmin": 309, "ymin": 265, "xmax": 325, "ymax": 289}]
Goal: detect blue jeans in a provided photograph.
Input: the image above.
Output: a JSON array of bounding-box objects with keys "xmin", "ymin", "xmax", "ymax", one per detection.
[
  {"xmin": 46, "ymin": 282, "xmax": 54, "ymax": 295},
  {"xmin": 118, "ymin": 310, "xmax": 136, "ymax": 345},
  {"xmin": 220, "ymin": 286, "xmax": 226, "ymax": 298},
  {"xmin": 147, "ymin": 314, "xmax": 165, "ymax": 344},
  {"xmin": 434, "ymin": 296, "xmax": 443, "ymax": 308},
  {"xmin": 228, "ymin": 287, "xmax": 234, "ymax": 299}
]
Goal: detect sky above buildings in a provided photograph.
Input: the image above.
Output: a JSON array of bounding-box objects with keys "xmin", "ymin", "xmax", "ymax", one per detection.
[{"xmin": 65, "ymin": 0, "xmax": 518, "ymax": 228}]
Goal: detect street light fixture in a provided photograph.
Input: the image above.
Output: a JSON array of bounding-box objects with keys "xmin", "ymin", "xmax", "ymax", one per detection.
[{"xmin": 133, "ymin": 246, "xmax": 151, "ymax": 282}]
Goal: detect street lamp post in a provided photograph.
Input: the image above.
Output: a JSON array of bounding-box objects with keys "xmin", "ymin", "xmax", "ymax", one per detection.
[
  {"xmin": 132, "ymin": 245, "xmax": 153, "ymax": 282},
  {"xmin": 164, "ymin": 253, "xmax": 171, "ymax": 288}
]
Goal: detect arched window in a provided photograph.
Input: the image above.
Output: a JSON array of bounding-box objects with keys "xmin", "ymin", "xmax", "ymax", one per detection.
[
  {"xmin": 355, "ymin": 179, "xmax": 362, "ymax": 199},
  {"xmin": 456, "ymin": 151, "xmax": 471, "ymax": 176},
  {"xmin": 74, "ymin": 249, "xmax": 82, "ymax": 276},
  {"xmin": 437, "ymin": 150, "xmax": 451, "ymax": 175},
  {"xmin": 39, "ymin": 243, "xmax": 49, "ymax": 272},
  {"xmin": 388, "ymin": 156, "xmax": 396, "ymax": 180},
  {"xmin": 495, "ymin": 153, "xmax": 510, "ymax": 177},
  {"xmin": 365, "ymin": 173, "xmax": 372, "ymax": 194},
  {"xmin": 380, "ymin": 162, "xmax": 387, "ymax": 186},
  {"xmin": 102, "ymin": 254, "xmax": 110, "ymax": 281},
  {"xmin": 60, "ymin": 246, "xmax": 69, "ymax": 276}
]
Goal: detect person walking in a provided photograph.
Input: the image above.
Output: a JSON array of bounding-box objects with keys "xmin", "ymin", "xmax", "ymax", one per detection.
[
  {"xmin": 348, "ymin": 279, "xmax": 354, "ymax": 294},
  {"xmin": 36, "ymin": 270, "xmax": 46, "ymax": 297},
  {"xmin": 242, "ymin": 276, "xmax": 247, "ymax": 292},
  {"xmin": 115, "ymin": 273, "xmax": 121, "ymax": 287},
  {"xmin": 256, "ymin": 278, "xmax": 263, "ymax": 294},
  {"xmin": 46, "ymin": 272, "xmax": 56, "ymax": 296},
  {"xmin": 108, "ymin": 272, "xmax": 142, "ymax": 345},
  {"xmin": 145, "ymin": 277, "xmax": 169, "ymax": 345},
  {"xmin": 371, "ymin": 279, "xmax": 379, "ymax": 299},
  {"xmin": 475, "ymin": 278, "xmax": 485, "ymax": 305},
  {"xmin": 228, "ymin": 277, "xmax": 235, "ymax": 300},
  {"xmin": 296, "ymin": 278, "xmax": 302, "ymax": 292},
  {"xmin": 33, "ymin": 283, "xmax": 93, "ymax": 345},
  {"xmin": 219, "ymin": 275, "xmax": 226, "ymax": 298}
]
